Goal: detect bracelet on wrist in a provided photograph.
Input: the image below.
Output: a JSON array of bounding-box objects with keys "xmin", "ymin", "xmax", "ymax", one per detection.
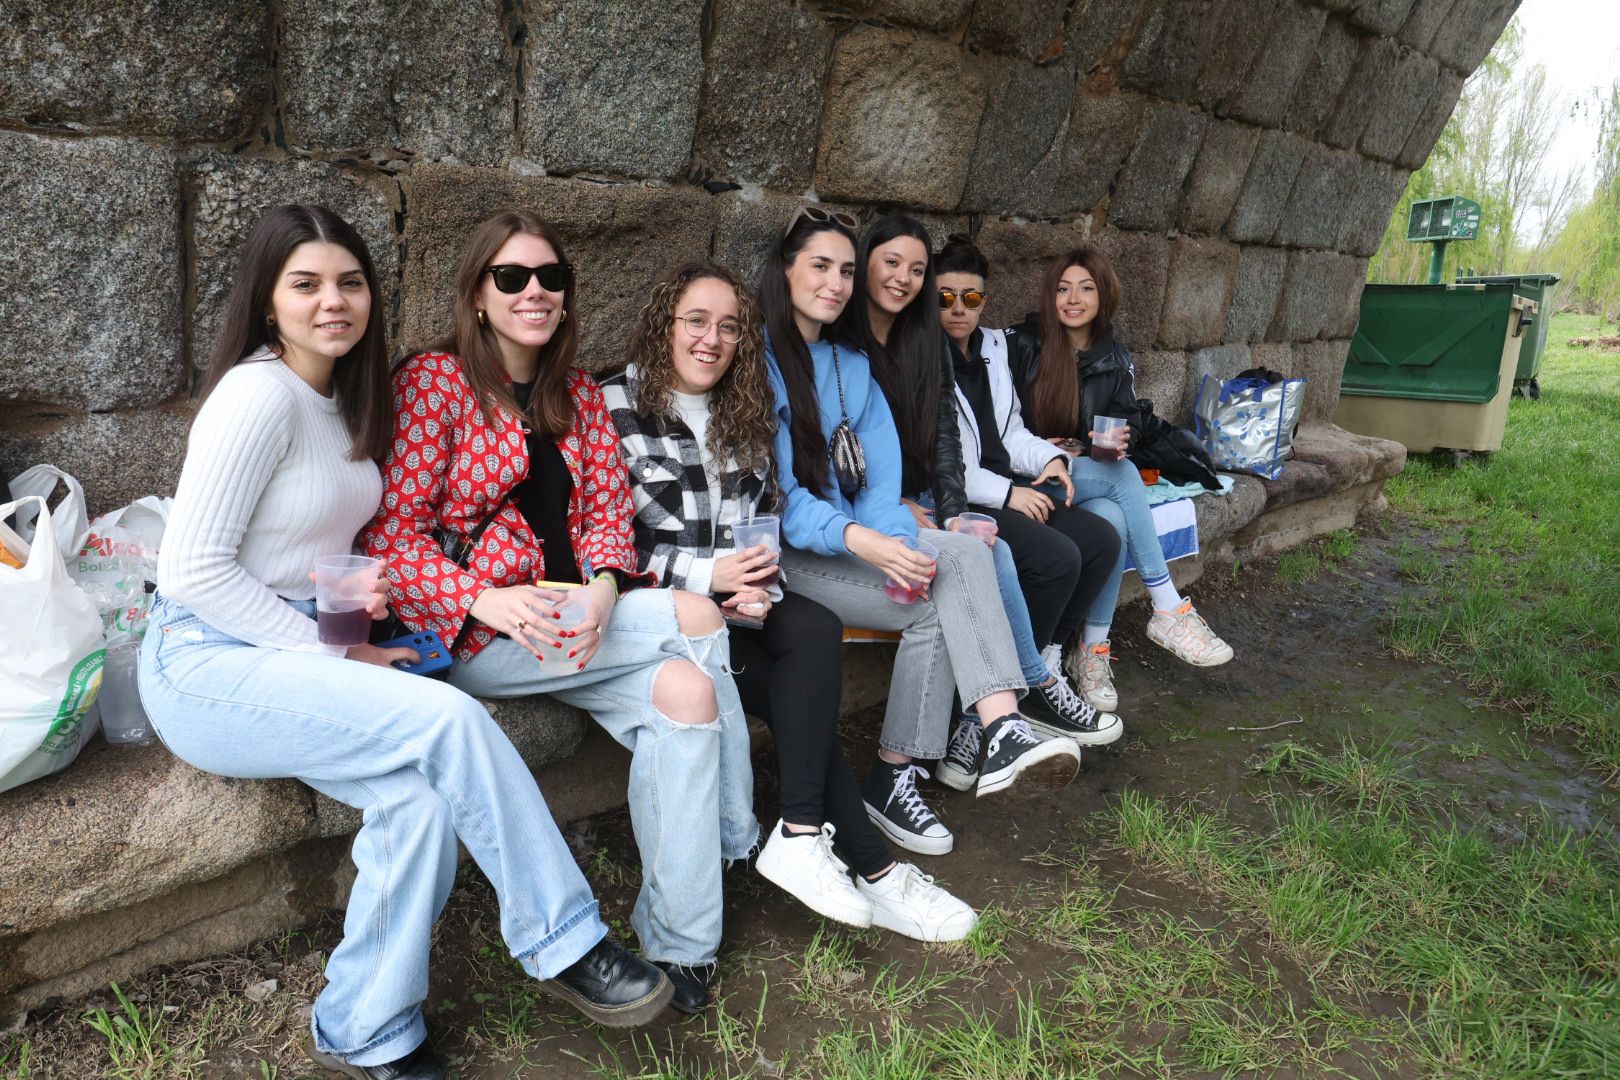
[{"xmin": 592, "ymin": 570, "xmax": 621, "ymax": 599}]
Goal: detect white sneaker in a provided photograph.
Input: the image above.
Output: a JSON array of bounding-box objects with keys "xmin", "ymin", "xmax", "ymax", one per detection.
[
  {"xmin": 1146, "ymin": 602, "xmax": 1234, "ymax": 667},
  {"xmin": 755, "ymin": 821, "xmax": 874, "ymax": 928},
  {"xmin": 857, "ymin": 863, "xmax": 977, "ymax": 943},
  {"xmin": 1069, "ymin": 640, "xmax": 1119, "ymax": 712}
]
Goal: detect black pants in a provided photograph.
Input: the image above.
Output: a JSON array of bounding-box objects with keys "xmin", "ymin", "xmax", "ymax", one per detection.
[
  {"xmin": 979, "ymin": 500, "xmax": 1122, "ymax": 650},
  {"xmin": 729, "ymin": 591, "xmax": 892, "ymax": 878}
]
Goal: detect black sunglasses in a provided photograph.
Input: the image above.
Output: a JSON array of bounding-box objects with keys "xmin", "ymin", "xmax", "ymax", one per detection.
[
  {"xmin": 938, "ymin": 288, "xmax": 986, "ymax": 310},
  {"xmin": 483, "ymin": 262, "xmax": 573, "ymax": 294}
]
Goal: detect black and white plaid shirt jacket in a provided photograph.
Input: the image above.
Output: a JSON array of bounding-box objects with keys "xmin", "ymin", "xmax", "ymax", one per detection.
[{"xmin": 600, "ymin": 366, "xmax": 782, "ymax": 600}]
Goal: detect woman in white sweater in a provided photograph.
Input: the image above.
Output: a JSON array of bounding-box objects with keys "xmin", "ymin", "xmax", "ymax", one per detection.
[{"xmin": 138, "ymin": 206, "xmax": 671, "ymax": 1080}]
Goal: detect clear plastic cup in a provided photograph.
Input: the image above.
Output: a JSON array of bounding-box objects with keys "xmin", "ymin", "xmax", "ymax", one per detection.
[
  {"xmin": 731, "ymin": 514, "xmax": 781, "ymax": 586},
  {"xmin": 537, "ymin": 592, "xmax": 591, "ymax": 677},
  {"xmin": 313, "ymin": 555, "xmax": 382, "ymax": 646},
  {"xmin": 1090, "ymin": 416, "xmax": 1128, "ymax": 462},
  {"xmin": 955, "ymin": 512, "xmax": 998, "ymax": 545},
  {"xmin": 882, "ymin": 536, "xmax": 938, "ymax": 605},
  {"xmin": 100, "ymin": 643, "xmax": 155, "ymax": 746}
]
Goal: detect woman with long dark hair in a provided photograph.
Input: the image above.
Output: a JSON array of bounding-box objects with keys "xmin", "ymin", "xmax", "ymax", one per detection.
[
  {"xmin": 603, "ymin": 259, "xmax": 976, "ymax": 943},
  {"xmin": 761, "ymin": 207, "xmax": 1080, "ymax": 860},
  {"xmin": 364, "ymin": 210, "xmax": 759, "ymax": 1017},
  {"xmin": 1010, "ymin": 247, "xmax": 1233, "ymax": 712},
  {"xmin": 840, "ymin": 217, "xmax": 1124, "ymax": 794},
  {"xmin": 140, "ymin": 206, "xmax": 670, "ymax": 1080}
]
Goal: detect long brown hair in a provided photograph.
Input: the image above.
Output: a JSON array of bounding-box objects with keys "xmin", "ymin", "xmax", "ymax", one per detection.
[
  {"xmin": 202, "ymin": 204, "xmax": 392, "ymax": 461},
  {"xmin": 621, "ymin": 261, "xmax": 775, "ymax": 474},
  {"xmin": 1027, "ymin": 247, "xmax": 1122, "ymax": 437},
  {"xmin": 440, "ymin": 210, "xmax": 578, "ymax": 437}
]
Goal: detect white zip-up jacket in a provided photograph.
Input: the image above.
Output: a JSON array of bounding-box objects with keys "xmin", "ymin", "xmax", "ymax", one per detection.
[{"xmin": 952, "ymin": 327, "xmax": 1068, "ymax": 509}]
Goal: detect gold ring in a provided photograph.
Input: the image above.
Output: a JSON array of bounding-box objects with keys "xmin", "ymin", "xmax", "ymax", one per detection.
[{"xmin": 515, "ymin": 620, "xmax": 527, "ymax": 632}]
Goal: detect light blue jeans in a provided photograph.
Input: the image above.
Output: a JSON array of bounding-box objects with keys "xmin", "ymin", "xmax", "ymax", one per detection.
[
  {"xmin": 986, "ymin": 536, "xmax": 1052, "ymax": 686},
  {"xmin": 448, "ymin": 587, "xmax": 759, "ymax": 969},
  {"xmin": 1064, "ymin": 455, "xmax": 1171, "ymax": 632},
  {"xmin": 138, "ymin": 595, "xmax": 606, "ymax": 1068}
]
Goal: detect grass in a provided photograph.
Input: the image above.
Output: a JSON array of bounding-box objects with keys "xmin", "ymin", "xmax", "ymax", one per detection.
[
  {"xmin": 1383, "ymin": 313, "xmax": 1620, "ymax": 773},
  {"xmin": 1114, "ymin": 739, "xmax": 1620, "ymax": 1077}
]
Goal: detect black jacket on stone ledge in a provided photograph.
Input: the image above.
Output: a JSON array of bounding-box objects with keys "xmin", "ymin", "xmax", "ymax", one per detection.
[{"xmin": 1004, "ymin": 319, "xmax": 1221, "ymax": 490}]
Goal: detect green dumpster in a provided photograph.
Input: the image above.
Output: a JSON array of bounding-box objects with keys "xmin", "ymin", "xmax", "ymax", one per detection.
[
  {"xmin": 1455, "ymin": 272, "xmax": 1559, "ymax": 393},
  {"xmin": 1335, "ymin": 283, "xmax": 1537, "ymax": 453}
]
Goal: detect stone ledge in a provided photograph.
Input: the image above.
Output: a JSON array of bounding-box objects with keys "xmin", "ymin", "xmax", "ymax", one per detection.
[{"xmin": 1, "ymin": 427, "xmax": 1404, "ymax": 1022}]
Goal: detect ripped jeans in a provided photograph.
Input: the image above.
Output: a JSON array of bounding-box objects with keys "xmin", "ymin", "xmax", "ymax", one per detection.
[{"xmin": 449, "ymin": 587, "xmax": 759, "ymax": 967}]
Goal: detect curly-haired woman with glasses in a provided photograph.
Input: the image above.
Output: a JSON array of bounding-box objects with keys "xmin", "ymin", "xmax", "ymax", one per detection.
[
  {"xmin": 603, "ymin": 260, "xmax": 977, "ymax": 948},
  {"xmin": 363, "ymin": 210, "xmax": 760, "ymax": 1018}
]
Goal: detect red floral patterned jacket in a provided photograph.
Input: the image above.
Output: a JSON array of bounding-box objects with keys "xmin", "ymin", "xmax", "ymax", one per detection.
[{"xmin": 362, "ymin": 351, "xmax": 652, "ymax": 660}]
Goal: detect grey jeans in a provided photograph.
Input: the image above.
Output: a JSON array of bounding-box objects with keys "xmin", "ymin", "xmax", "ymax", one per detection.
[{"xmin": 781, "ymin": 528, "xmax": 1024, "ymax": 760}]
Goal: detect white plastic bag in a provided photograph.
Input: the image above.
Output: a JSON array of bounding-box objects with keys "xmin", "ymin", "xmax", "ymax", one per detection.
[
  {"xmin": 69, "ymin": 496, "xmax": 172, "ymax": 648},
  {"xmin": 0, "ymin": 495, "xmax": 106, "ymax": 793},
  {"xmin": 7, "ymin": 464, "xmax": 90, "ymax": 559}
]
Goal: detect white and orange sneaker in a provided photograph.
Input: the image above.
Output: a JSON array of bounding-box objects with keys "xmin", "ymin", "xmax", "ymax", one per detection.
[
  {"xmin": 1069, "ymin": 640, "xmax": 1119, "ymax": 712},
  {"xmin": 1146, "ymin": 602, "xmax": 1233, "ymax": 667}
]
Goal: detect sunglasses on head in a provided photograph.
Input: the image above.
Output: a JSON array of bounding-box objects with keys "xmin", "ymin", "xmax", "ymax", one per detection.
[
  {"xmin": 938, "ymin": 288, "xmax": 986, "ymax": 310},
  {"xmin": 482, "ymin": 262, "xmax": 573, "ymax": 294},
  {"xmin": 783, "ymin": 204, "xmax": 860, "ymax": 238}
]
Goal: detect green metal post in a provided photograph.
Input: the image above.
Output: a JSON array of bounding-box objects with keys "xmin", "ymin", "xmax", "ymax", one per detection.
[{"xmin": 1427, "ymin": 240, "xmax": 1447, "ymax": 285}]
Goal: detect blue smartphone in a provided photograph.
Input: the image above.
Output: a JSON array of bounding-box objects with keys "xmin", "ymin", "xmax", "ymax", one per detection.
[{"xmin": 377, "ymin": 630, "xmax": 454, "ymax": 678}]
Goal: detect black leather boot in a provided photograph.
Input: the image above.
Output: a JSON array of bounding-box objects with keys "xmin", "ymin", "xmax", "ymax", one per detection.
[
  {"xmin": 539, "ymin": 937, "xmax": 674, "ymax": 1027},
  {"xmin": 305, "ymin": 1036, "xmax": 446, "ymax": 1079},
  {"xmin": 652, "ymin": 960, "xmax": 717, "ymax": 1014}
]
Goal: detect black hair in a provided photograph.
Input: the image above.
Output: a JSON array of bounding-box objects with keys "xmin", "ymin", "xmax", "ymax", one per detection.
[
  {"xmin": 936, "ymin": 233, "xmax": 989, "ymax": 280},
  {"xmin": 202, "ymin": 204, "xmax": 391, "ymax": 461},
  {"xmin": 757, "ymin": 215, "xmax": 860, "ymax": 498},
  {"xmin": 837, "ymin": 214, "xmax": 940, "ymax": 484}
]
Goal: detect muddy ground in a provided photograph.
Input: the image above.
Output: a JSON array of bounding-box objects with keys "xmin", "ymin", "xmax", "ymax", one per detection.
[{"xmin": 10, "ymin": 512, "xmax": 1616, "ymax": 1078}]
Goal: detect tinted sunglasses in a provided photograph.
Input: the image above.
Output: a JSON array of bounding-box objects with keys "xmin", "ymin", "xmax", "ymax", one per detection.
[
  {"xmin": 938, "ymin": 288, "xmax": 986, "ymax": 310},
  {"xmin": 784, "ymin": 204, "xmax": 860, "ymax": 238},
  {"xmin": 483, "ymin": 262, "xmax": 573, "ymax": 294}
]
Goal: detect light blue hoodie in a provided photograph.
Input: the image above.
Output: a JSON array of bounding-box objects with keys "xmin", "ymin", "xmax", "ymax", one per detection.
[{"xmin": 764, "ymin": 331, "xmax": 917, "ymax": 556}]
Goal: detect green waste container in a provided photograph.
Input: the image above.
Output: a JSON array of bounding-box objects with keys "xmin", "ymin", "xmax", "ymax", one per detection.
[
  {"xmin": 1335, "ymin": 283, "xmax": 1537, "ymax": 453},
  {"xmin": 1455, "ymin": 272, "xmax": 1559, "ymax": 393}
]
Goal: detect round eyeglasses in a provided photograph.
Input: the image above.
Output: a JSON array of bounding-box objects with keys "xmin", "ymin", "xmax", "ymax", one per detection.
[
  {"xmin": 938, "ymin": 288, "xmax": 986, "ymax": 310},
  {"xmin": 675, "ymin": 313, "xmax": 744, "ymax": 344}
]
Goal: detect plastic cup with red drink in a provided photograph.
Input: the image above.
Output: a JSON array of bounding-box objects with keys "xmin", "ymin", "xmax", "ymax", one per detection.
[
  {"xmin": 882, "ymin": 536, "xmax": 938, "ymax": 605},
  {"xmin": 313, "ymin": 555, "xmax": 382, "ymax": 646},
  {"xmin": 1090, "ymin": 416, "xmax": 1129, "ymax": 463}
]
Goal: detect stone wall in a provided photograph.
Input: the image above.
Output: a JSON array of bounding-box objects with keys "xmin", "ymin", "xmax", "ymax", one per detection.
[{"xmin": 0, "ymin": 0, "xmax": 1517, "ymax": 514}]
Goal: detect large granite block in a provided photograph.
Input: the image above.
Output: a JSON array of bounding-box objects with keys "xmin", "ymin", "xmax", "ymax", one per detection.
[
  {"xmin": 693, "ymin": 0, "xmax": 833, "ymax": 189},
  {"xmin": 1398, "ymin": 70, "xmax": 1466, "ymax": 169},
  {"xmin": 713, "ymin": 188, "xmax": 817, "ymax": 297},
  {"xmin": 0, "ymin": 406, "xmax": 193, "ymax": 516},
  {"xmin": 1275, "ymin": 146, "xmax": 1364, "ymax": 250},
  {"xmin": 0, "ymin": 134, "xmax": 183, "ymax": 412},
  {"xmin": 1294, "ymin": 339, "xmax": 1351, "ymax": 421},
  {"xmin": 281, "ymin": 0, "xmax": 510, "ymax": 164},
  {"xmin": 1159, "ymin": 238, "xmax": 1240, "ymax": 351},
  {"xmin": 1122, "ymin": 0, "xmax": 1221, "ymax": 100},
  {"xmin": 1179, "ymin": 122, "xmax": 1261, "ymax": 236},
  {"xmin": 1090, "ymin": 229, "xmax": 1169, "ymax": 355},
  {"xmin": 1064, "ymin": 0, "xmax": 1151, "ymax": 76},
  {"xmin": 1131, "ymin": 350, "xmax": 1190, "ymax": 425},
  {"xmin": 524, "ymin": 0, "xmax": 705, "ymax": 178},
  {"xmin": 1223, "ymin": 245, "xmax": 1289, "ymax": 343},
  {"xmin": 1347, "ymin": 0, "xmax": 1419, "ymax": 35},
  {"xmin": 1397, "ymin": 0, "xmax": 1462, "ymax": 50},
  {"xmin": 960, "ymin": 59, "xmax": 1073, "ymax": 215},
  {"xmin": 1322, "ymin": 36, "xmax": 1401, "ymax": 150},
  {"xmin": 1284, "ymin": 17, "xmax": 1360, "ymax": 137},
  {"xmin": 1190, "ymin": 0, "xmax": 1276, "ymax": 113},
  {"xmin": 851, "ymin": 0, "xmax": 973, "ymax": 33},
  {"xmin": 190, "ymin": 154, "xmax": 400, "ymax": 362},
  {"xmin": 1228, "ymin": 4, "xmax": 1328, "ymax": 128},
  {"xmin": 1108, "ymin": 102, "xmax": 1207, "ymax": 232},
  {"xmin": 399, "ymin": 167, "xmax": 716, "ymax": 371},
  {"xmin": 1047, "ymin": 89, "xmax": 1145, "ymax": 217},
  {"xmin": 0, "ymin": 0, "xmax": 269, "ymax": 140},
  {"xmin": 967, "ymin": 0, "xmax": 1069, "ymax": 61},
  {"xmin": 1432, "ymin": 0, "xmax": 1517, "ymax": 72},
  {"xmin": 1270, "ymin": 250, "xmax": 1366, "ymax": 342},
  {"xmin": 1226, "ymin": 131, "xmax": 1310, "ymax": 244},
  {"xmin": 1360, "ymin": 48, "xmax": 1440, "ymax": 161},
  {"xmin": 1338, "ymin": 160, "xmax": 1412, "ymax": 257},
  {"xmin": 815, "ymin": 27, "xmax": 984, "ymax": 209}
]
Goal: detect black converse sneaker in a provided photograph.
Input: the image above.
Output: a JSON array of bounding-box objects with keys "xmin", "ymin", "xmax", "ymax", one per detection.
[
  {"xmin": 935, "ymin": 717, "xmax": 981, "ymax": 792},
  {"xmin": 862, "ymin": 762, "xmax": 954, "ymax": 855},
  {"xmin": 975, "ymin": 714, "xmax": 1080, "ymax": 797},
  {"xmin": 1022, "ymin": 678, "xmax": 1124, "ymax": 747}
]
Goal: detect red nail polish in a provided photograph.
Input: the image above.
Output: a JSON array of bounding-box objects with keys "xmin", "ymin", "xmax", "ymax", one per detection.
[{"xmin": 576, "ymin": 662, "xmax": 585, "ymax": 671}]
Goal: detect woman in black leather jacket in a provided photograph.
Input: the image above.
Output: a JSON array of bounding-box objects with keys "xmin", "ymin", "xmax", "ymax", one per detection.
[{"xmin": 838, "ymin": 215, "xmax": 1109, "ymax": 776}]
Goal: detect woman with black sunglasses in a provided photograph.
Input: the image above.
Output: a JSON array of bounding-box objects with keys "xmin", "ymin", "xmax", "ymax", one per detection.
[
  {"xmin": 763, "ymin": 207, "xmax": 1080, "ymax": 863},
  {"xmin": 364, "ymin": 210, "xmax": 761, "ymax": 1017}
]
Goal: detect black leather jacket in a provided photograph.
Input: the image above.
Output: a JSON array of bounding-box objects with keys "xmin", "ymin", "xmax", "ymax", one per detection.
[
  {"xmin": 1004, "ymin": 319, "xmax": 1136, "ymax": 443},
  {"xmin": 926, "ymin": 331, "xmax": 969, "ymax": 523}
]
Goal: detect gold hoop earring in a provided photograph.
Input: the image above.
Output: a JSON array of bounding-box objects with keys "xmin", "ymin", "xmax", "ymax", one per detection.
[
  {"xmin": 557, "ymin": 310, "xmax": 568, "ymax": 324},
  {"xmin": 476, "ymin": 309, "xmax": 487, "ymax": 326},
  {"xmin": 265, "ymin": 315, "xmax": 275, "ymax": 325}
]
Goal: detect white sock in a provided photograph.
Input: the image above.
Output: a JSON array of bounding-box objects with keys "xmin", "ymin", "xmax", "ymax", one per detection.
[
  {"xmin": 1082, "ymin": 623, "xmax": 1111, "ymax": 647},
  {"xmin": 1040, "ymin": 642, "xmax": 1062, "ymax": 672},
  {"xmin": 1142, "ymin": 571, "xmax": 1183, "ymax": 612}
]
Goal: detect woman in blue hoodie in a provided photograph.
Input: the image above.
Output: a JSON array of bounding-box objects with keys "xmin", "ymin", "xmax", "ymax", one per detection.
[{"xmin": 760, "ymin": 207, "xmax": 1080, "ymax": 860}]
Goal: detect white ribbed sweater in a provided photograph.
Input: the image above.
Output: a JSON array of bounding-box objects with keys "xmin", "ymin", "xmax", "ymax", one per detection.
[{"xmin": 157, "ymin": 352, "xmax": 383, "ymax": 652}]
